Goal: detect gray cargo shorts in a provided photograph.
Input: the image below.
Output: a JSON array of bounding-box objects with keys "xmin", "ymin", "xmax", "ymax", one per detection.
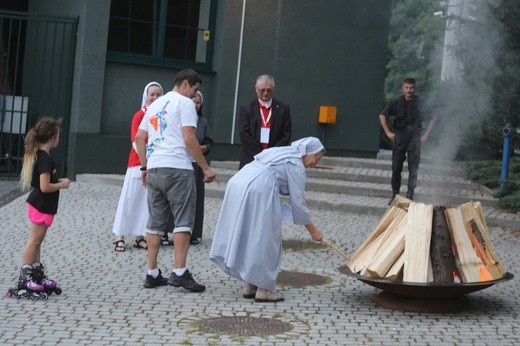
[{"xmin": 145, "ymin": 167, "xmax": 196, "ymax": 235}]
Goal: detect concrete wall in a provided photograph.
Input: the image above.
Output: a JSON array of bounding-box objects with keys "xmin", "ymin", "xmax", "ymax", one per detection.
[
  {"xmin": 218, "ymin": 0, "xmax": 391, "ymax": 155},
  {"xmin": 28, "ymin": 0, "xmax": 111, "ymax": 176},
  {"xmin": 97, "ymin": 63, "xmax": 219, "ymax": 173},
  {"xmin": 24, "ymin": 0, "xmax": 391, "ymax": 175}
]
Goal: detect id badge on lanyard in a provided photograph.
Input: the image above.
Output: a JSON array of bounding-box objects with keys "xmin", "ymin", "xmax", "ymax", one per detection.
[
  {"xmin": 260, "ymin": 109, "xmax": 271, "ymax": 144},
  {"xmin": 260, "ymin": 128, "xmax": 270, "ymax": 144}
]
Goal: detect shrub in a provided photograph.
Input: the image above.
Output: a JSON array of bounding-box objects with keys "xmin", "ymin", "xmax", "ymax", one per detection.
[
  {"xmin": 465, "ymin": 157, "xmax": 520, "ymax": 212},
  {"xmin": 498, "ymin": 191, "xmax": 520, "ymax": 213}
]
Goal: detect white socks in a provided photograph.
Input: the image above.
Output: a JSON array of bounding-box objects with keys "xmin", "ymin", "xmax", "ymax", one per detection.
[
  {"xmin": 173, "ymin": 268, "xmax": 187, "ymax": 276},
  {"xmin": 148, "ymin": 268, "xmax": 159, "ymax": 278},
  {"xmin": 148, "ymin": 268, "xmax": 187, "ymax": 277}
]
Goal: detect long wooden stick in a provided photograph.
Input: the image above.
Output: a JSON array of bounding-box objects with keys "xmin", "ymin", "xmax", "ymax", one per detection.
[{"xmin": 323, "ymin": 240, "xmax": 351, "ymax": 261}]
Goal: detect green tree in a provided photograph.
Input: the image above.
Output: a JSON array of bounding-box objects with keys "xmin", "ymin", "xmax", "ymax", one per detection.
[
  {"xmin": 456, "ymin": 0, "xmax": 520, "ymax": 159},
  {"xmin": 385, "ymin": 0, "xmax": 444, "ymax": 99},
  {"xmin": 385, "ymin": 0, "xmax": 520, "ymax": 160},
  {"xmin": 489, "ymin": 0, "xmax": 520, "ymax": 148}
]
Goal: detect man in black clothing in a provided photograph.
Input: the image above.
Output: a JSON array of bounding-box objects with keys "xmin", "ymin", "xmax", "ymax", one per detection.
[{"xmin": 379, "ymin": 77, "xmax": 436, "ymax": 204}]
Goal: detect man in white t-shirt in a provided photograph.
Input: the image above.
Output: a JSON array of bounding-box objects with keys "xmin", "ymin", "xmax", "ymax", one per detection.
[{"xmin": 135, "ymin": 69, "xmax": 217, "ymax": 292}]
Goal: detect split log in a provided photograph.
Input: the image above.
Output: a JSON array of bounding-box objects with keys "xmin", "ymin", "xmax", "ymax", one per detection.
[
  {"xmin": 403, "ymin": 202, "xmax": 433, "ymax": 283},
  {"xmin": 430, "ymin": 206, "xmax": 456, "ymax": 283},
  {"xmin": 458, "ymin": 202, "xmax": 505, "ymax": 280},
  {"xmin": 365, "ymin": 218, "xmax": 407, "ymax": 278},
  {"xmin": 358, "ymin": 211, "xmax": 407, "ymax": 276},
  {"xmin": 471, "ymin": 202, "xmax": 506, "ymax": 276},
  {"xmin": 472, "ymin": 202, "xmax": 488, "ymax": 229},
  {"xmin": 467, "ymin": 221, "xmax": 492, "ymax": 265},
  {"xmin": 384, "ymin": 252, "xmax": 404, "ymax": 280},
  {"xmin": 351, "ymin": 231, "xmax": 386, "ymax": 275},
  {"xmin": 348, "ymin": 206, "xmax": 405, "ymax": 273},
  {"xmin": 351, "ymin": 200, "xmax": 506, "ymax": 284},
  {"xmin": 389, "ymin": 194, "xmax": 412, "ymax": 210},
  {"xmin": 445, "ymin": 207, "xmax": 482, "ymax": 282}
]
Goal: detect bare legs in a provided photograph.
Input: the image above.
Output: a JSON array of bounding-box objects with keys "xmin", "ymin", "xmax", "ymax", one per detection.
[
  {"xmin": 147, "ymin": 234, "xmax": 161, "ymax": 269},
  {"xmin": 172, "ymin": 232, "xmax": 189, "ymax": 268},
  {"xmin": 147, "ymin": 231, "xmax": 190, "ymax": 269},
  {"xmin": 22, "ymin": 223, "xmax": 47, "ymax": 265}
]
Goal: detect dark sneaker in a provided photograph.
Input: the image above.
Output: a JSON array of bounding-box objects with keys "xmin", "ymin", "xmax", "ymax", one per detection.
[
  {"xmin": 143, "ymin": 269, "xmax": 168, "ymax": 288},
  {"xmin": 168, "ymin": 270, "xmax": 206, "ymax": 292}
]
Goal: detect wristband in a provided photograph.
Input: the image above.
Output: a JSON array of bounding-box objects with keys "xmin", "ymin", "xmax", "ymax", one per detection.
[{"xmin": 140, "ymin": 167, "xmax": 147, "ymax": 171}]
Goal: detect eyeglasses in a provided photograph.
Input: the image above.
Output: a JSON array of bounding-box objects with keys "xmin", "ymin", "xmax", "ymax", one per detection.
[{"xmin": 257, "ymin": 88, "xmax": 273, "ymax": 93}]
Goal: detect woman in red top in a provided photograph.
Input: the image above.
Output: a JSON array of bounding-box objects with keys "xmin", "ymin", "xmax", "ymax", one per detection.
[{"xmin": 112, "ymin": 82, "xmax": 163, "ymax": 252}]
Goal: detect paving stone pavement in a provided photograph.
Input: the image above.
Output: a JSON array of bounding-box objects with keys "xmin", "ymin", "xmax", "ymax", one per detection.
[
  {"xmin": 0, "ymin": 180, "xmax": 519, "ymax": 345},
  {"xmin": 0, "ymin": 178, "xmax": 20, "ymax": 208}
]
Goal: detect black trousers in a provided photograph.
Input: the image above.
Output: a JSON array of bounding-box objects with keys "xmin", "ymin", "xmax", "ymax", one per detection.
[
  {"xmin": 391, "ymin": 131, "xmax": 421, "ymax": 194},
  {"xmin": 191, "ymin": 163, "xmax": 205, "ymax": 239}
]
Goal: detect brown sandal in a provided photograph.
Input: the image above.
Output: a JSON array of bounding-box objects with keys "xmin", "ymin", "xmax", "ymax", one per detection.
[
  {"xmin": 134, "ymin": 238, "xmax": 148, "ymax": 250},
  {"xmin": 114, "ymin": 240, "xmax": 125, "ymax": 252}
]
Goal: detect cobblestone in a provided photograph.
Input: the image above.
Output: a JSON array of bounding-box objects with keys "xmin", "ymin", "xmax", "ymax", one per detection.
[{"xmin": 1, "ymin": 154, "xmax": 519, "ymax": 345}]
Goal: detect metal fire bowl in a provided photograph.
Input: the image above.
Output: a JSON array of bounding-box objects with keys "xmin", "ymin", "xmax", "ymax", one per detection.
[{"xmin": 343, "ymin": 266, "xmax": 514, "ymax": 299}]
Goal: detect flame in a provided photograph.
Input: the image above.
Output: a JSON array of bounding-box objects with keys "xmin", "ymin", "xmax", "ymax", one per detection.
[
  {"xmin": 479, "ymin": 265, "xmax": 493, "ymax": 282},
  {"xmin": 453, "ymin": 270, "xmax": 461, "ymax": 283}
]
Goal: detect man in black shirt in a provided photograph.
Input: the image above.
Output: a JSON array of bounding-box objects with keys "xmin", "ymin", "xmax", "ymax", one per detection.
[{"xmin": 379, "ymin": 77, "xmax": 436, "ymax": 204}]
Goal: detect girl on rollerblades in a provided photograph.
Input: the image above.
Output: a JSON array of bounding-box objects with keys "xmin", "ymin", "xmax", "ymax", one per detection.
[{"xmin": 7, "ymin": 117, "xmax": 70, "ymax": 300}]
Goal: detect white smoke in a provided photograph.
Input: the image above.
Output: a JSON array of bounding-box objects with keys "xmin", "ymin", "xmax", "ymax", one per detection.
[
  {"xmin": 425, "ymin": 0, "xmax": 505, "ymax": 204},
  {"xmin": 429, "ymin": 0, "xmax": 504, "ymax": 162}
]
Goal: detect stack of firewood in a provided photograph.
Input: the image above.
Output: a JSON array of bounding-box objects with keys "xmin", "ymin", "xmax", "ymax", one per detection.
[{"xmin": 347, "ymin": 195, "xmax": 506, "ymax": 283}]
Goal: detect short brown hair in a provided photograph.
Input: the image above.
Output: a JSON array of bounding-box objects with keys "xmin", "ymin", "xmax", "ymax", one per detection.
[
  {"xmin": 403, "ymin": 77, "xmax": 416, "ymax": 85},
  {"xmin": 173, "ymin": 69, "xmax": 202, "ymax": 87}
]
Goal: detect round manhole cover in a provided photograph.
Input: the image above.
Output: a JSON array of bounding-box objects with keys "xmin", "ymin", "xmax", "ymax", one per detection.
[
  {"xmin": 282, "ymin": 239, "xmax": 325, "ymax": 251},
  {"xmin": 197, "ymin": 316, "xmax": 293, "ymax": 336},
  {"xmin": 277, "ymin": 270, "xmax": 330, "ymax": 287}
]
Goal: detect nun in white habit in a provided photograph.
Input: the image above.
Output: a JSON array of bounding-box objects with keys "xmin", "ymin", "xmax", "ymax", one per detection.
[
  {"xmin": 210, "ymin": 137, "xmax": 325, "ymax": 302},
  {"xmin": 112, "ymin": 81, "xmax": 163, "ymax": 252}
]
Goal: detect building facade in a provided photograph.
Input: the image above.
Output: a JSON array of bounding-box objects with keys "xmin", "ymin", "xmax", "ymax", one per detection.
[{"xmin": 0, "ymin": 0, "xmax": 391, "ymax": 177}]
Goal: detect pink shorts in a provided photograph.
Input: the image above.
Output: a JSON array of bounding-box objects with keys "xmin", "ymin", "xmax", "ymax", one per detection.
[{"xmin": 27, "ymin": 204, "xmax": 55, "ymax": 228}]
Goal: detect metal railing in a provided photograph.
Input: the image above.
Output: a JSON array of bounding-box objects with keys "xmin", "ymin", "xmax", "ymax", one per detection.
[{"xmin": 0, "ymin": 11, "xmax": 77, "ymax": 177}]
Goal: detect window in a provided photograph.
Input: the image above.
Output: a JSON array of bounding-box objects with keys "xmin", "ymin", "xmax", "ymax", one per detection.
[{"xmin": 107, "ymin": 0, "xmax": 216, "ymax": 71}]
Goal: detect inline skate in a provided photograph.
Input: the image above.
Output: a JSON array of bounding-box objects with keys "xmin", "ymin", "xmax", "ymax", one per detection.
[
  {"xmin": 32, "ymin": 262, "xmax": 62, "ymax": 296},
  {"xmin": 5, "ymin": 264, "xmax": 48, "ymax": 300}
]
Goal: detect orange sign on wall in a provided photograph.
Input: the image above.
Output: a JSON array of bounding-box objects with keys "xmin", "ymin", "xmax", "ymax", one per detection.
[{"xmin": 318, "ymin": 106, "xmax": 337, "ymax": 124}]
